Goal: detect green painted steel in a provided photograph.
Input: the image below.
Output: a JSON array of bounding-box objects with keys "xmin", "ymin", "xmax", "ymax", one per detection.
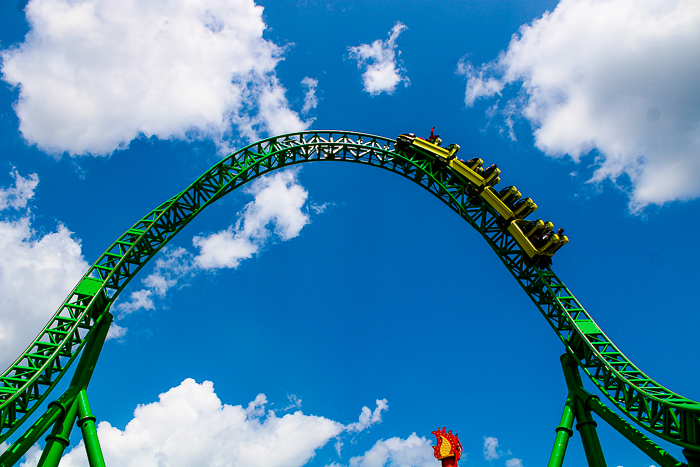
[
  {"xmin": 561, "ymin": 354, "xmax": 608, "ymax": 467},
  {"xmin": 37, "ymin": 396, "xmax": 78, "ymax": 467},
  {"xmin": 579, "ymin": 387, "xmax": 684, "ymax": 467},
  {"xmin": 548, "ymin": 393, "xmax": 575, "ymax": 467},
  {"xmin": 0, "ymin": 131, "xmax": 698, "ymax": 465},
  {"xmin": 0, "ymin": 307, "xmax": 112, "ymax": 466},
  {"xmin": 76, "ymin": 390, "xmax": 106, "ymax": 467}
]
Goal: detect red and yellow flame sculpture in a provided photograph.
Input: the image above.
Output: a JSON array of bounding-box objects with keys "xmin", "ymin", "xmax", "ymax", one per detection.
[{"xmin": 432, "ymin": 427, "xmax": 463, "ymax": 467}]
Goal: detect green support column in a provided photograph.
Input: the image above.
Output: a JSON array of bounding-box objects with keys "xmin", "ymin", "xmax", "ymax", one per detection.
[
  {"xmin": 67, "ymin": 312, "xmax": 113, "ymax": 392},
  {"xmin": 581, "ymin": 390, "xmax": 683, "ymax": 467},
  {"xmin": 76, "ymin": 390, "xmax": 106, "ymax": 467},
  {"xmin": 37, "ymin": 399, "xmax": 79, "ymax": 467},
  {"xmin": 31, "ymin": 312, "xmax": 113, "ymax": 467},
  {"xmin": 548, "ymin": 392, "xmax": 576, "ymax": 467},
  {"xmin": 560, "ymin": 353, "xmax": 607, "ymax": 467},
  {"xmin": 574, "ymin": 399, "xmax": 606, "ymax": 467}
]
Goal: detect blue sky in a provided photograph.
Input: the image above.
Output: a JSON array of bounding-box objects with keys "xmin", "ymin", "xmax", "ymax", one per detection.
[{"xmin": 1, "ymin": 0, "xmax": 699, "ymax": 466}]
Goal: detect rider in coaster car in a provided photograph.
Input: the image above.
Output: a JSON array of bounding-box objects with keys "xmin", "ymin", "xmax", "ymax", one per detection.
[
  {"xmin": 466, "ymin": 157, "xmax": 483, "ymax": 170},
  {"xmin": 523, "ymin": 220, "xmax": 551, "ymax": 240},
  {"xmin": 428, "ymin": 127, "xmax": 442, "ymax": 146},
  {"xmin": 536, "ymin": 228, "xmax": 565, "ymax": 248},
  {"xmin": 498, "ymin": 186, "xmax": 521, "ymax": 204},
  {"xmin": 482, "ymin": 164, "xmax": 498, "ymax": 179}
]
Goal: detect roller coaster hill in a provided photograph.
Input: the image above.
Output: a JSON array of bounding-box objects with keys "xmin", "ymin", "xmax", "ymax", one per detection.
[{"xmin": 0, "ymin": 130, "xmax": 699, "ymax": 467}]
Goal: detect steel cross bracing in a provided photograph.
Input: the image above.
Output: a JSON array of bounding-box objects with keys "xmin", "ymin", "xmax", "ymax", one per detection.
[{"xmin": 0, "ymin": 131, "xmax": 698, "ymax": 463}]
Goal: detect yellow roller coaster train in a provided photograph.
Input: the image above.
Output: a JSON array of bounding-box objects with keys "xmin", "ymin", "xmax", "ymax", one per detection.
[{"xmin": 395, "ymin": 132, "xmax": 568, "ymax": 267}]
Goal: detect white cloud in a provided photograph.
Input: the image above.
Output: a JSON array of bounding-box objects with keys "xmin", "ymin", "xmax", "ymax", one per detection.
[
  {"xmin": 191, "ymin": 225, "xmax": 258, "ymax": 269},
  {"xmin": 0, "ymin": 170, "xmax": 38, "ymax": 211},
  {"xmin": 105, "ymin": 322, "xmax": 127, "ymax": 341},
  {"xmin": 349, "ymin": 22, "xmax": 410, "ymax": 96},
  {"xmin": 231, "ymin": 76, "xmax": 314, "ymax": 144},
  {"xmin": 142, "ymin": 247, "xmax": 195, "ymax": 296},
  {"xmin": 344, "ymin": 433, "xmax": 435, "ymax": 467},
  {"xmin": 301, "ymin": 77, "xmax": 319, "ymax": 115},
  {"xmin": 17, "ymin": 379, "xmax": 390, "ymax": 467},
  {"xmin": 458, "ymin": 0, "xmax": 700, "ymax": 211},
  {"xmin": 283, "ymin": 394, "xmax": 303, "ymax": 412},
  {"xmin": 0, "ymin": 172, "xmax": 88, "ymax": 370},
  {"xmin": 18, "ymin": 444, "xmax": 41, "ymax": 467},
  {"xmin": 193, "ymin": 168, "xmax": 310, "ymax": 268},
  {"xmin": 483, "ymin": 436, "xmax": 502, "ymax": 461},
  {"xmin": 1, "ymin": 0, "xmax": 312, "ymax": 157},
  {"xmin": 116, "ymin": 289, "xmax": 155, "ymax": 316},
  {"xmin": 346, "ymin": 399, "xmax": 388, "ymax": 433},
  {"xmin": 457, "ymin": 60, "xmax": 504, "ymax": 107},
  {"xmin": 505, "ymin": 459, "xmax": 523, "ymax": 467},
  {"xmin": 52, "ymin": 379, "xmax": 346, "ymax": 467},
  {"xmin": 311, "ymin": 202, "xmax": 331, "ymax": 214},
  {"xmin": 116, "ymin": 169, "xmax": 316, "ymax": 318}
]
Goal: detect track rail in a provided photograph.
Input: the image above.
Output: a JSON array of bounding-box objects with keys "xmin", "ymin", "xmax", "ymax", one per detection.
[{"xmin": 1, "ymin": 131, "xmax": 698, "ymax": 460}]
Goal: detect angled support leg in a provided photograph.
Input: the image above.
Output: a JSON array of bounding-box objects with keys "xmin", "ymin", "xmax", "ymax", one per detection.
[
  {"xmin": 574, "ymin": 397, "xmax": 607, "ymax": 467},
  {"xmin": 581, "ymin": 390, "xmax": 684, "ymax": 467},
  {"xmin": 548, "ymin": 392, "xmax": 576, "ymax": 467},
  {"xmin": 76, "ymin": 390, "xmax": 106, "ymax": 467},
  {"xmin": 560, "ymin": 353, "xmax": 607, "ymax": 467},
  {"xmin": 37, "ymin": 399, "xmax": 79, "ymax": 467}
]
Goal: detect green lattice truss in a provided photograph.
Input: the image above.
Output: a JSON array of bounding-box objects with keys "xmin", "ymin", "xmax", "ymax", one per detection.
[{"xmin": 0, "ymin": 131, "xmax": 698, "ymax": 467}]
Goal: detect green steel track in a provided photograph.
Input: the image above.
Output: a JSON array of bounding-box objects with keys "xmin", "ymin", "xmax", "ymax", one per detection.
[{"xmin": 0, "ymin": 131, "xmax": 698, "ymax": 466}]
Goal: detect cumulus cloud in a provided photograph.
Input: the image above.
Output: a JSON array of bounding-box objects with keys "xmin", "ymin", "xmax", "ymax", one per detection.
[
  {"xmin": 117, "ymin": 247, "xmax": 195, "ymax": 318},
  {"xmin": 482, "ymin": 436, "xmax": 522, "ymax": 466},
  {"xmin": 458, "ymin": 0, "xmax": 700, "ymax": 211},
  {"xmin": 231, "ymin": 76, "xmax": 315, "ymax": 145},
  {"xmin": 349, "ymin": 22, "xmax": 410, "ymax": 96},
  {"xmin": 117, "ymin": 289, "xmax": 156, "ymax": 315},
  {"xmin": 283, "ymin": 394, "xmax": 303, "ymax": 412},
  {"xmin": 0, "ymin": 171, "xmax": 89, "ymax": 370},
  {"xmin": 0, "ymin": 0, "xmax": 312, "ymax": 157},
  {"xmin": 105, "ymin": 322, "xmax": 127, "ymax": 341},
  {"xmin": 301, "ymin": 77, "xmax": 319, "ymax": 115},
  {"xmin": 342, "ymin": 433, "xmax": 435, "ymax": 467},
  {"xmin": 193, "ymin": 168, "xmax": 310, "ymax": 269},
  {"xmin": 0, "ymin": 170, "xmax": 38, "ymax": 210},
  {"xmin": 115, "ymin": 169, "xmax": 318, "ymax": 320},
  {"xmin": 20, "ymin": 379, "xmax": 388, "ymax": 467},
  {"xmin": 51, "ymin": 379, "xmax": 345, "ymax": 467},
  {"xmin": 457, "ymin": 61, "xmax": 504, "ymax": 107},
  {"xmin": 345, "ymin": 399, "xmax": 388, "ymax": 433},
  {"xmin": 483, "ymin": 436, "xmax": 502, "ymax": 461}
]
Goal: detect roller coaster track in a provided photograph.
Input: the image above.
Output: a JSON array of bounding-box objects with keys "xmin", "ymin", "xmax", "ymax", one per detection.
[{"xmin": 0, "ymin": 131, "xmax": 698, "ymax": 466}]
